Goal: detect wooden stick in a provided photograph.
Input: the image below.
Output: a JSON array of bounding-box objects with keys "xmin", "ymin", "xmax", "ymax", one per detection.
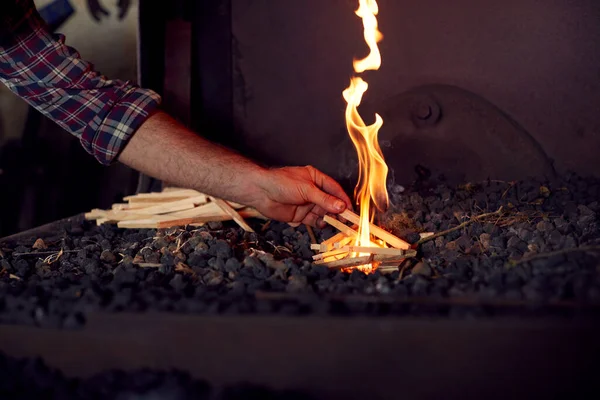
[
  {"xmin": 127, "ymin": 196, "xmax": 194, "ymax": 204},
  {"xmin": 339, "ymin": 210, "xmax": 411, "ymax": 250},
  {"xmin": 338, "ymin": 246, "xmax": 413, "ymax": 257},
  {"xmin": 135, "ymin": 263, "xmax": 163, "ymax": 268},
  {"xmin": 313, "ymin": 246, "xmax": 415, "ymax": 262},
  {"xmin": 84, "ymin": 209, "xmax": 107, "ymax": 220},
  {"xmin": 312, "ymin": 248, "xmax": 349, "ymax": 261},
  {"xmin": 316, "ymin": 252, "xmax": 416, "ymax": 269},
  {"xmin": 155, "ymin": 208, "xmax": 264, "ymax": 229},
  {"xmin": 112, "ymin": 202, "xmax": 174, "ymax": 210},
  {"xmin": 305, "ymin": 225, "xmax": 317, "ymax": 245},
  {"xmin": 323, "ymin": 215, "xmax": 359, "ymax": 237},
  {"xmin": 211, "ymin": 198, "xmax": 254, "ymax": 232},
  {"xmin": 332, "ymin": 236, "xmax": 355, "ymax": 249},
  {"xmin": 117, "ymin": 219, "xmax": 163, "ymax": 229},
  {"xmin": 123, "ymin": 189, "xmax": 202, "ymax": 201},
  {"xmin": 165, "ymin": 202, "xmax": 225, "ymax": 219},
  {"xmin": 127, "ymin": 195, "xmax": 207, "ymax": 215}
]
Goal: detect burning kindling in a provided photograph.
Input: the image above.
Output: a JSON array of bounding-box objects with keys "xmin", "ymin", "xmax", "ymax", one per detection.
[
  {"xmin": 317, "ymin": 0, "xmax": 416, "ymax": 273},
  {"xmin": 311, "ymin": 209, "xmax": 415, "ymax": 271}
]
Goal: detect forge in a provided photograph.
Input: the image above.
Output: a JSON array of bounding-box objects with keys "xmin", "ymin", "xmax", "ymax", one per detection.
[{"xmin": 1, "ymin": 0, "xmax": 600, "ymax": 399}]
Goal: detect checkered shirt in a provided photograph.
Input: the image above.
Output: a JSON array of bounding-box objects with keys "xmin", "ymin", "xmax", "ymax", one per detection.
[{"xmin": 0, "ymin": 0, "xmax": 162, "ymax": 165}]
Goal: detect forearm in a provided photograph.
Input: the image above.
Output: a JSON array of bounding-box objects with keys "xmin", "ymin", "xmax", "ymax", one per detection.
[{"xmin": 118, "ymin": 111, "xmax": 267, "ymax": 205}]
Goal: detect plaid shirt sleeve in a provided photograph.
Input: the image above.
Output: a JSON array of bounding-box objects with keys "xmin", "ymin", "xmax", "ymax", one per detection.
[{"xmin": 0, "ymin": 0, "xmax": 162, "ymax": 165}]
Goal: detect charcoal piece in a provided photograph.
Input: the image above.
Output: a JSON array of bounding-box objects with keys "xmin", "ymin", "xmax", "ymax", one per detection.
[
  {"xmin": 256, "ymin": 252, "xmax": 286, "ymax": 270},
  {"xmin": 100, "ymin": 250, "xmax": 117, "ymax": 264},
  {"xmin": 421, "ymin": 240, "xmax": 435, "ymax": 256},
  {"xmin": 578, "ymin": 204, "xmax": 595, "ymax": 216},
  {"xmin": 112, "ymin": 266, "xmax": 137, "ymax": 287},
  {"xmin": 14, "ymin": 259, "xmax": 31, "ymax": 277},
  {"xmin": 207, "ymin": 221, "xmax": 223, "ymax": 230},
  {"xmin": 267, "ymin": 277, "xmax": 287, "ymax": 291},
  {"xmin": 243, "ymin": 257, "xmax": 271, "ymax": 279},
  {"xmin": 246, "ymin": 280, "xmax": 265, "ymax": 293},
  {"xmin": 1, "ymin": 259, "xmax": 12, "ymax": 272},
  {"xmin": 169, "ymin": 274, "xmax": 187, "ymax": 291},
  {"xmin": 536, "ymin": 221, "xmax": 554, "ymax": 233},
  {"xmin": 516, "ymin": 227, "xmax": 533, "ymax": 242},
  {"xmin": 483, "ymin": 223, "xmax": 498, "ymax": 234},
  {"xmin": 282, "ymin": 227, "xmax": 296, "ymax": 237},
  {"xmin": 182, "ymin": 237, "xmax": 202, "ymax": 254},
  {"xmin": 76, "ymin": 249, "xmax": 88, "ymax": 260},
  {"xmin": 224, "ymin": 258, "xmax": 241, "ymax": 273},
  {"xmin": 349, "ymin": 269, "xmax": 367, "ymax": 282},
  {"xmin": 228, "ymin": 280, "xmax": 246, "ymax": 296},
  {"xmin": 264, "ymin": 230, "xmax": 281, "ymax": 244},
  {"xmin": 203, "ymin": 270, "xmax": 224, "ymax": 286},
  {"xmin": 412, "ymin": 261, "xmax": 432, "ymax": 277},
  {"xmin": 548, "ymin": 230, "xmax": 563, "ymax": 248},
  {"xmin": 445, "ymin": 241, "xmax": 458, "ymax": 251},
  {"xmin": 411, "ymin": 276, "xmax": 430, "ymax": 296},
  {"xmin": 153, "ymin": 237, "xmax": 169, "ymax": 250},
  {"xmin": 286, "ymin": 275, "xmax": 308, "ymax": 292},
  {"xmin": 490, "ymin": 236, "xmax": 506, "ymax": 250},
  {"xmin": 507, "ymin": 236, "xmax": 528, "ymax": 252},
  {"xmin": 375, "ymin": 277, "xmax": 392, "ymax": 294},
  {"xmin": 311, "ymin": 265, "xmax": 330, "ymax": 280},
  {"xmin": 83, "ymin": 258, "xmax": 99, "ymax": 275},
  {"xmin": 188, "ymin": 250, "xmax": 208, "ymax": 268},
  {"xmin": 207, "ymin": 257, "xmax": 226, "ymax": 271},
  {"xmin": 315, "ymin": 279, "xmax": 332, "ymax": 292},
  {"xmin": 210, "ymin": 239, "xmax": 233, "ymax": 259}
]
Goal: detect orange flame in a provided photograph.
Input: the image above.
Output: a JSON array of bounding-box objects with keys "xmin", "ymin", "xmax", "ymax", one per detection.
[{"xmin": 343, "ymin": 0, "xmax": 388, "ymax": 273}]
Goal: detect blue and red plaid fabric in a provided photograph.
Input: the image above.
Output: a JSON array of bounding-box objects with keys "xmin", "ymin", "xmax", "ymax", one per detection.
[{"xmin": 0, "ymin": 0, "xmax": 161, "ymax": 165}]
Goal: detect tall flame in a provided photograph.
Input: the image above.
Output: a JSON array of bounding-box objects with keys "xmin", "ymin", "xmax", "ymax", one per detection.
[{"xmin": 343, "ymin": 0, "xmax": 388, "ymax": 273}]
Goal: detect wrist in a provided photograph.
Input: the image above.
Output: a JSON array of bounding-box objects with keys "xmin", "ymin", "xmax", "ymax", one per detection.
[{"xmin": 234, "ymin": 164, "xmax": 271, "ymax": 207}]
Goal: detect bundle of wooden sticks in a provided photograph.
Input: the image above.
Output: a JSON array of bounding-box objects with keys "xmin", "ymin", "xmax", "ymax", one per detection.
[
  {"xmin": 84, "ymin": 188, "xmax": 264, "ymax": 232},
  {"xmin": 311, "ymin": 210, "xmax": 416, "ymax": 270}
]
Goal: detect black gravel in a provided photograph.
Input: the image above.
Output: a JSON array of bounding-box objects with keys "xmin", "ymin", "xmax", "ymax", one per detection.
[
  {"xmin": 1, "ymin": 173, "xmax": 600, "ymax": 328},
  {"xmin": 0, "ymin": 351, "xmax": 317, "ymax": 400}
]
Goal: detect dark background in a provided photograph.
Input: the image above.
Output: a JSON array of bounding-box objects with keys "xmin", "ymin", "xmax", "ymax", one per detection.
[{"xmin": 1, "ymin": 0, "xmax": 600, "ymax": 237}]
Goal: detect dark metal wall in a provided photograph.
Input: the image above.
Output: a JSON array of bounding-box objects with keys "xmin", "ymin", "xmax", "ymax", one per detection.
[{"xmin": 150, "ymin": 0, "xmax": 600, "ymax": 189}]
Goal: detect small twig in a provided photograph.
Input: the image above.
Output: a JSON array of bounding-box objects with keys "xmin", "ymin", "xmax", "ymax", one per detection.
[
  {"xmin": 416, "ymin": 207, "xmax": 504, "ymax": 246},
  {"xmin": 43, "ymin": 249, "xmax": 64, "ymax": 264},
  {"xmin": 511, "ymin": 246, "xmax": 600, "ymax": 266},
  {"xmin": 305, "ymin": 224, "xmax": 317, "ymax": 245},
  {"xmin": 12, "ymin": 249, "xmax": 78, "ymax": 257}
]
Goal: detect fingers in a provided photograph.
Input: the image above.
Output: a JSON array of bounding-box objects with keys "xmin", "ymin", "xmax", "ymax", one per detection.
[
  {"xmin": 305, "ymin": 185, "xmax": 347, "ymax": 215},
  {"xmin": 301, "ymin": 211, "xmax": 327, "ymax": 228},
  {"xmin": 307, "ymin": 166, "xmax": 354, "ymax": 211}
]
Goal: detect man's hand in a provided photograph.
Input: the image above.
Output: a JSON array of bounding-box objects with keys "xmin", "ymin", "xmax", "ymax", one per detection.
[
  {"xmin": 119, "ymin": 112, "xmax": 352, "ymax": 228},
  {"xmin": 247, "ymin": 166, "xmax": 353, "ymax": 228}
]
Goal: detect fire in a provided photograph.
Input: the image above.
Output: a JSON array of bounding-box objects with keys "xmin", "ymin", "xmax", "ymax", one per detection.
[{"xmin": 343, "ymin": 0, "xmax": 388, "ymax": 273}]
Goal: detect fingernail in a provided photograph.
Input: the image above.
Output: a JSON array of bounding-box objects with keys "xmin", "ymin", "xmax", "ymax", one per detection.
[{"xmin": 335, "ymin": 201, "xmax": 345, "ymax": 211}]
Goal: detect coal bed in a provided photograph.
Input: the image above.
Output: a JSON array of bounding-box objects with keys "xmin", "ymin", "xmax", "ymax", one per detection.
[{"xmin": 1, "ymin": 173, "xmax": 600, "ymax": 399}]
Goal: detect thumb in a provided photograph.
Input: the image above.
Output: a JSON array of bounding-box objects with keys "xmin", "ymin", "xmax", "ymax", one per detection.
[{"xmin": 306, "ymin": 186, "xmax": 347, "ymax": 214}]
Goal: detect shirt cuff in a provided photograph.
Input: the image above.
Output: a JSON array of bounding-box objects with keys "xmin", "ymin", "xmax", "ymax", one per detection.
[{"xmin": 83, "ymin": 85, "xmax": 162, "ymax": 165}]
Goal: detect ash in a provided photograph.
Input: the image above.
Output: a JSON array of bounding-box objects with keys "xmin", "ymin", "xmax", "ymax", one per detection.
[{"xmin": 1, "ymin": 173, "xmax": 600, "ymax": 328}]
